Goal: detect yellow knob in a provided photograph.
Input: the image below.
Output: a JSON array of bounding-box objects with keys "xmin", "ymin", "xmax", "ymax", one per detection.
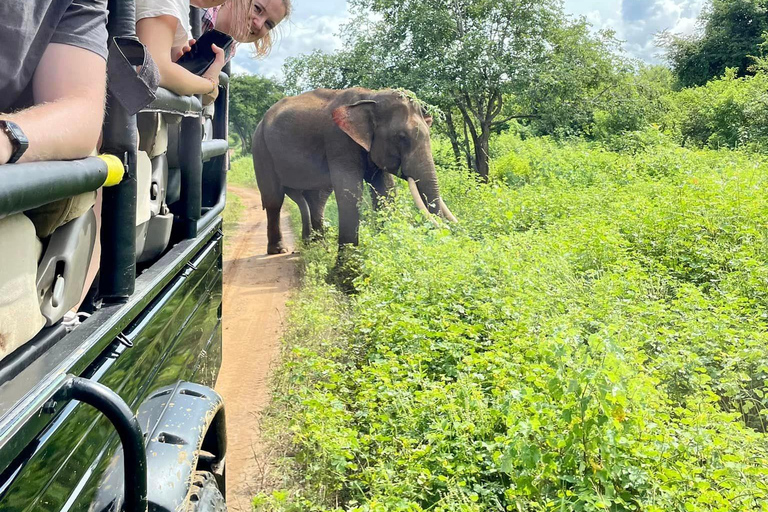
[{"xmin": 98, "ymin": 154, "xmax": 125, "ymax": 187}]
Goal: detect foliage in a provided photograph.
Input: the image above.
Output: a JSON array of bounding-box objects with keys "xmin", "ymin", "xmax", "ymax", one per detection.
[
  {"xmin": 222, "ymin": 188, "xmax": 244, "ymax": 234},
  {"xmin": 256, "ymin": 133, "xmax": 768, "ymax": 511},
  {"xmin": 227, "ymin": 155, "xmax": 258, "ymax": 187},
  {"xmin": 520, "ymin": 23, "xmax": 628, "ymax": 138},
  {"xmin": 658, "ymin": 0, "xmax": 768, "ymax": 88},
  {"xmin": 284, "ymin": 0, "xmax": 636, "ymax": 179},
  {"xmin": 587, "ymin": 66, "xmax": 675, "ymax": 143},
  {"xmin": 663, "ymin": 67, "xmax": 768, "ymax": 150},
  {"xmin": 228, "ymin": 74, "xmax": 285, "ymax": 155}
]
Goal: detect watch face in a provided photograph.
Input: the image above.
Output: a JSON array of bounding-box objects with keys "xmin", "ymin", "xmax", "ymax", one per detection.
[
  {"xmin": 1, "ymin": 120, "xmax": 29, "ymax": 163},
  {"xmin": 6, "ymin": 121, "xmax": 28, "ymax": 146}
]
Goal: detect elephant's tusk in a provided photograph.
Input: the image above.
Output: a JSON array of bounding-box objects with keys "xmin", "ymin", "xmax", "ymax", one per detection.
[
  {"xmin": 438, "ymin": 199, "xmax": 458, "ymax": 222},
  {"xmin": 408, "ymin": 177, "xmax": 439, "ymax": 226},
  {"xmin": 408, "ymin": 177, "xmax": 430, "ymax": 214}
]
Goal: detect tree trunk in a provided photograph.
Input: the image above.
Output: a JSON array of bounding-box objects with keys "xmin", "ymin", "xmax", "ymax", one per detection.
[
  {"xmin": 238, "ymin": 128, "xmax": 250, "ymax": 156},
  {"xmin": 474, "ymin": 128, "xmax": 490, "ymax": 182},
  {"xmin": 444, "ymin": 112, "xmax": 463, "ymax": 165},
  {"xmin": 461, "ymin": 120, "xmax": 476, "ymax": 173}
]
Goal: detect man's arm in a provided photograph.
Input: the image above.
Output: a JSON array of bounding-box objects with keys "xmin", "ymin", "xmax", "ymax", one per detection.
[{"xmin": 0, "ymin": 42, "xmax": 106, "ymax": 165}]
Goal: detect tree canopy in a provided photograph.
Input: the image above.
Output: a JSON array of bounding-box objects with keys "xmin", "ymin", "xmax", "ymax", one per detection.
[
  {"xmin": 284, "ymin": 0, "xmax": 636, "ymax": 179},
  {"xmin": 228, "ymin": 74, "xmax": 285, "ymax": 155},
  {"xmin": 659, "ymin": 0, "xmax": 768, "ymax": 88}
]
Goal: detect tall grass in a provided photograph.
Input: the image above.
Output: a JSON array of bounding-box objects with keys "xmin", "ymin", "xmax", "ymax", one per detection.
[{"xmin": 256, "ymin": 134, "xmax": 768, "ymax": 511}]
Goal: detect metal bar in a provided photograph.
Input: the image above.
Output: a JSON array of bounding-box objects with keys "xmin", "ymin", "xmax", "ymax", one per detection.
[
  {"xmin": 217, "ymin": 71, "xmax": 230, "ymax": 89},
  {"xmin": 202, "ymin": 71, "xmax": 229, "ymax": 210},
  {"xmin": 0, "ymin": 158, "xmax": 108, "ymax": 219},
  {"xmin": 201, "ymin": 140, "xmax": 229, "ymax": 162},
  {"xmin": 190, "ymin": 6, "xmax": 202, "ymax": 39},
  {"xmin": 179, "ymin": 116, "xmax": 203, "ymax": 239},
  {"xmin": 100, "ymin": 0, "xmax": 139, "ymax": 300},
  {"xmin": 59, "ymin": 377, "xmax": 147, "ymax": 512},
  {"xmin": 198, "ymin": 188, "xmax": 226, "ymax": 232}
]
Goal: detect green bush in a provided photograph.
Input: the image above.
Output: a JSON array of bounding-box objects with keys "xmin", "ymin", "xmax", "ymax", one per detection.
[
  {"xmin": 665, "ymin": 68, "xmax": 768, "ymax": 151},
  {"xmin": 228, "ymin": 155, "xmax": 258, "ymax": 188},
  {"xmin": 257, "ymin": 138, "xmax": 768, "ymax": 511}
]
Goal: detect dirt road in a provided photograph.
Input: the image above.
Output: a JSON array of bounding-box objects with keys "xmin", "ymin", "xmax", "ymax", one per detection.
[{"xmin": 216, "ymin": 185, "xmax": 298, "ymax": 511}]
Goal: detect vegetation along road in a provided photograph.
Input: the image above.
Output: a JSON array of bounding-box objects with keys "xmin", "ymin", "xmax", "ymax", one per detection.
[{"xmin": 225, "ymin": 0, "xmax": 768, "ymax": 510}]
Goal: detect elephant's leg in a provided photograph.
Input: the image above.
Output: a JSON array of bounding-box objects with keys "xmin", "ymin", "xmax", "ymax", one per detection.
[
  {"xmin": 331, "ymin": 174, "xmax": 363, "ymax": 247},
  {"xmin": 285, "ymin": 188, "xmax": 312, "ymax": 242},
  {"xmin": 265, "ymin": 197, "xmax": 288, "ymax": 254},
  {"xmin": 252, "ymin": 127, "xmax": 287, "ymax": 254},
  {"xmin": 304, "ymin": 188, "xmax": 332, "ymax": 235}
]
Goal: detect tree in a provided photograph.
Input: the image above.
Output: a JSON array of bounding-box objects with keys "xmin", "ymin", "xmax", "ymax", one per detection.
[
  {"xmin": 284, "ymin": 0, "xmax": 631, "ymax": 179},
  {"xmin": 658, "ymin": 0, "xmax": 768, "ymax": 88},
  {"xmin": 228, "ymin": 74, "xmax": 285, "ymax": 155},
  {"xmin": 352, "ymin": 0, "xmax": 570, "ymax": 179}
]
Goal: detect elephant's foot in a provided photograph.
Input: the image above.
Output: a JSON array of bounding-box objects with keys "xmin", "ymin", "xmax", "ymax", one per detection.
[
  {"xmin": 327, "ymin": 246, "xmax": 360, "ymax": 294},
  {"xmin": 267, "ymin": 242, "xmax": 288, "ymax": 254}
]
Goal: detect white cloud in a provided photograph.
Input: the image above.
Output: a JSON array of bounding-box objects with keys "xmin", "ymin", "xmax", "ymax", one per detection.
[
  {"xmin": 231, "ymin": 0, "xmax": 350, "ymax": 79},
  {"xmin": 232, "ymin": 0, "xmax": 708, "ymax": 79},
  {"xmin": 564, "ymin": 0, "xmax": 706, "ymax": 63}
]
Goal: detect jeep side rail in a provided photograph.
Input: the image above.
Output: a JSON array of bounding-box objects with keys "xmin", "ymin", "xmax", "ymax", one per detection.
[{"xmin": 0, "ymin": 0, "xmax": 231, "ymax": 509}]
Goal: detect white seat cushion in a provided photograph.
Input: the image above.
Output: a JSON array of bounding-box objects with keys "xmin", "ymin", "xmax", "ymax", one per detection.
[{"xmin": 0, "ymin": 214, "xmax": 46, "ymax": 361}]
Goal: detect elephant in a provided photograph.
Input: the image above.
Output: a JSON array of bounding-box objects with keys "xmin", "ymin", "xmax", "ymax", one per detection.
[
  {"xmin": 285, "ymin": 165, "xmax": 396, "ymax": 244},
  {"xmin": 251, "ymin": 87, "xmax": 456, "ymax": 255}
]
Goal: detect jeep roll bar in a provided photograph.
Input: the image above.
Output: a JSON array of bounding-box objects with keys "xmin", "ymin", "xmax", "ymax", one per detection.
[{"xmin": 0, "ymin": 0, "xmax": 230, "ymax": 507}]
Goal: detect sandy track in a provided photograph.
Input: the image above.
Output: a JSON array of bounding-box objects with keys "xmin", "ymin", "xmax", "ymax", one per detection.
[{"xmin": 215, "ymin": 185, "xmax": 298, "ymax": 511}]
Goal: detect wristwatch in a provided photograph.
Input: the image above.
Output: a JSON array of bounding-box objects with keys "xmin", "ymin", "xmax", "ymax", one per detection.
[{"xmin": 0, "ymin": 120, "xmax": 29, "ymax": 164}]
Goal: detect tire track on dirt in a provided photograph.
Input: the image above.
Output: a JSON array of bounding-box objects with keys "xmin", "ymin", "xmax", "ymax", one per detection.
[{"xmin": 216, "ymin": 185, "xmax": 298, "ymax": 512}]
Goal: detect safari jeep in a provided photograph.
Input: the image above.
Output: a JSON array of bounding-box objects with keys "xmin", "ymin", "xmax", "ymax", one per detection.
[{"xmin": 0, "ymin": 2, "xmax": 231, "ymax": 510}]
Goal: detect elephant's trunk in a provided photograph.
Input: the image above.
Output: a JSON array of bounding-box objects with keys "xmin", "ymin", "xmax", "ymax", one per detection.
[{"xmin": 402, "ymin": 145, "xmax": 457, "ymax": 222}]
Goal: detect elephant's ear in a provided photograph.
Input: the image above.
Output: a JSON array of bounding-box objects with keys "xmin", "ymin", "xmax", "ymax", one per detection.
[{"xmin": 333, "ymin": 100, "xmax": 377, "ymax": 152}]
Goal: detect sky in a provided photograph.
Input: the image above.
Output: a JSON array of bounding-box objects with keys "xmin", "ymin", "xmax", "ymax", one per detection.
[{"xmin": 231, "ymin": 0, "xmax": 708, "ymax": 79}]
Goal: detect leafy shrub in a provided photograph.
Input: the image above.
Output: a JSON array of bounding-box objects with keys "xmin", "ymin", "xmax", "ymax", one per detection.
[
  {"xmin": 665, "ymin": 68, "xmax": 768, "ymax": 151},
  {"xmin": 257, "ymin": 139, "xmax": 768, "ymax": 511}
]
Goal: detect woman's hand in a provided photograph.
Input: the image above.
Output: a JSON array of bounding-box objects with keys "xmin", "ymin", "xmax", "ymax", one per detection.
[
  {"xmin": 201, "ymin": 44, "xmax": 227, "ymax": 105},
  {"xmin": 172, "ymin": 38, "xmax": 196, "ymax": 62}
]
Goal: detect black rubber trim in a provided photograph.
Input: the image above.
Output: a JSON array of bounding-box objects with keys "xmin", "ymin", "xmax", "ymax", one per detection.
[
  {"xmin": 143, "ymin": 87, "xmax": 203, "ymax": 117},
  {"xmin": 0, "ymin": 158, "xmax": 108, "ymax": 219},
  {"xmin": 0, "ymin": 325, "xmax": 68, "ymax": 386}
]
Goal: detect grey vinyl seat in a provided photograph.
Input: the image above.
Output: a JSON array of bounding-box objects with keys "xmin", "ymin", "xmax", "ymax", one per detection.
[
  {"xmin": 0, "ymin": 192, "xmax": 98, "ymax": 362},
  {"xmin": 136, "ymin": 112, "xmax": 177, "ymax": 264}
]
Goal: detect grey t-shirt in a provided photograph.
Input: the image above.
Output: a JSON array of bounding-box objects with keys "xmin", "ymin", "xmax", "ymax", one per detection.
[{"xmin": 0, "ymin": 0, "xmax": 109, "ymax": 112}]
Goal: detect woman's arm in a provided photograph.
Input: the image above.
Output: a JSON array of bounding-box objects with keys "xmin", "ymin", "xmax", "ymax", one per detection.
[
  {"xmin": 190, "ymin": 0, "xmax": 227, "ymax": 7},
  {"xmin": 137, "ymin": 15, "xmax": 225, "ymax": 97}
]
